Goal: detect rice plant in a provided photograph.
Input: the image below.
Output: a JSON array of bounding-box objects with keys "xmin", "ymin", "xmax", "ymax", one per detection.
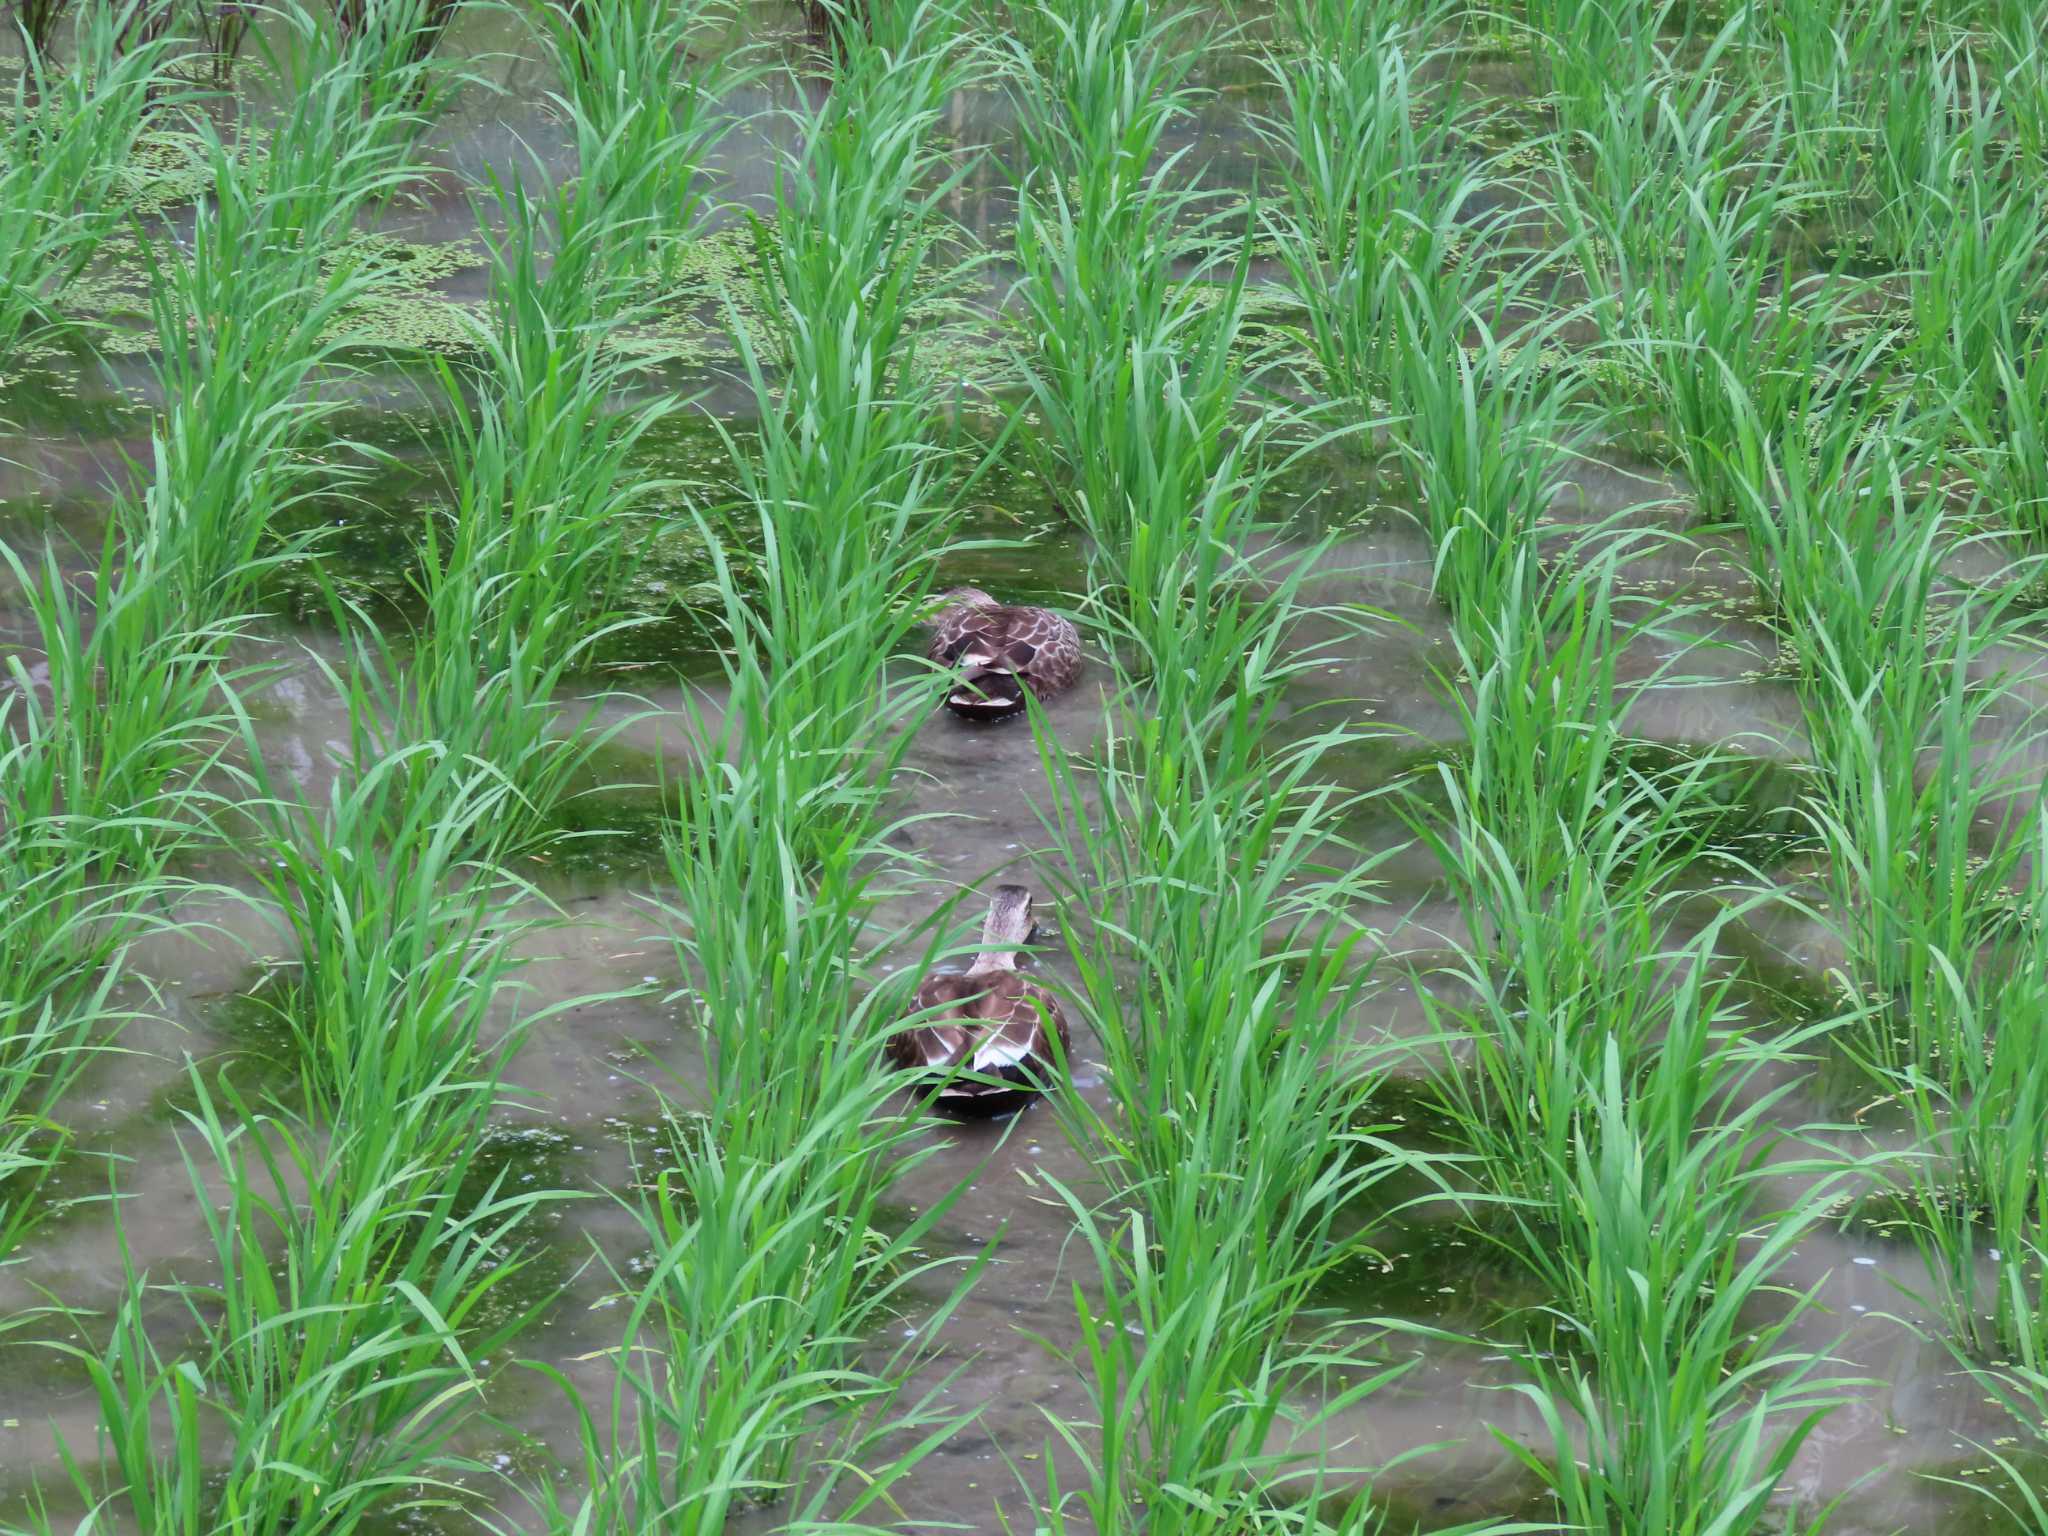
[
  {"xmin": 531, "ymin": 743, "xmax": 983, "ymax": 1529},
  {"xmin": 129, "ymin": 0, "xmax": 439, "ymax": 638},
  {"xmin": 1526, "ymin": 0, "xmax": 1667, "ymax": 145},
  {"xmin": 1974, "ymin": 307, "xmax": 2048, "ymax": 545},
  {"xmin": 1383, "ymin": 257, "xmax": 1585, "ymax": 641},
  {"xmin": 1501, "ymin": 988, "xmax": 1869, "ymax": 1535},
  {"xmin": 701, "ymin": 0, "xmax": 975, "ymax": 845},
  {"xmin": 371, "ymin": 166, "xmax": 681, "ymax": 856},
  {"xmin": 530, "ymin": 0, "xmax": 735, "ymax": 274},
  {"xmin": 1549, "ymin": 70, "xmax": 1834, "ymax": 519},
  {"xmin": 1024, "ymin": 608, "xmax": 1443, "ymax": 1529},
  {"xmin": 1260, "ymin": 0, "xmax": 1466, "ymax": 434},
  {"xmin": 1865, "ymin": 27, "xmax": 1983, "ymax": 266},
  {"xmin": 38, "ymin": 1070, "xmax": 556, "ymax": 1536},
  {"xmin": 0, "ymin": 0, "xmax": 174, "ymax": 356},
  {"xmin": 1902, "ymin": 131, "xmax": 2046, "ymax": 432},
  {"xmin": 1002, "ymin": 0, "xmax": 1243, "ymax": 576}
]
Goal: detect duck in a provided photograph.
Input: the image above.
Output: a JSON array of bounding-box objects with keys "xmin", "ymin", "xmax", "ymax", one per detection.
[
  {"xmin": 926, "ymin": 587, "xmax": 1082, "ymax": 722},
  {"xmin": 887, "ymin": 884, "xmax": 1071, "ymax": 1117}
]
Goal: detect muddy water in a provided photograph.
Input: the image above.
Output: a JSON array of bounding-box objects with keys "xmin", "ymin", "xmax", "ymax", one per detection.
[{"xmin": 1, "ymin": 15, "xmax": 2040, "ymax": 1536}]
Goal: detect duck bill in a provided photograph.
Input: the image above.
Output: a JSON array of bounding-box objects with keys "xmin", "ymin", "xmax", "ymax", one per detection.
[{"xmin": 944, "ymin": 668, "xmax": 1027, "ymax": 720}]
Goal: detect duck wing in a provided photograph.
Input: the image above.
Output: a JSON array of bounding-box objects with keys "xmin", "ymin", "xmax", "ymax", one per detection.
[
  {"xmin": 996, "ymin": 607, "xmax": 1080, "ymax": 695},
  {"xmin": 966, "ymin": 973, "xmax": 1068, "ymax": 1076},
  {"xmin": 889, "ymin": 973, "xmax": 977, "ymax": 1072}
]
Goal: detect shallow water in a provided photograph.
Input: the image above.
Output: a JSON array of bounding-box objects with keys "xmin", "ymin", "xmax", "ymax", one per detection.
[{"xmin": 4, "ymin": 9, "xmax": 2045, "ymax": 1535}]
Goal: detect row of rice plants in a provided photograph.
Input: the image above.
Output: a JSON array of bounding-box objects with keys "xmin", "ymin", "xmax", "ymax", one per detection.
[
  {"xmin": 0, "ymin": 0, "xmax": 447, "ymax": 1286},
  {"xmin": 998, "ymin": 1, "xmax": 1473, "ymax": 1527},
  {"xmin": 6, "ymin": 7, "xmax": 678, "ymax": 1530},
  {"xmin": 1269, "ymin": 4, "xmax": 1890, "ymax": 1528},
  {"xmin": 519, "ymin": 6, "xmax": 994, "ymax": 1529}
]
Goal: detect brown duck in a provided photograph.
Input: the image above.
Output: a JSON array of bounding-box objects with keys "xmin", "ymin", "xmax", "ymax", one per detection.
[
  {"xmin": 888, "ymin": 885, "xmax": 1071, "ymax": 1117},
  {"xmin": 927, "ymin": 588, "xmax": 1082, "ymax": 722}
]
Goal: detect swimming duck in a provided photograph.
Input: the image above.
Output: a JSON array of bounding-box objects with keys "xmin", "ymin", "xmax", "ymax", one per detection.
[
  {"xmin": 927, "ymin": 588, "xmax": 1082, "ymax": 722},
  {"xmin": 888, "ymin": 884, "xmax": 1070, "ymax": 1117}
]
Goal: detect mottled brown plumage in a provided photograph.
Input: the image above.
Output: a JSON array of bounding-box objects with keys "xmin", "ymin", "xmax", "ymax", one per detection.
[
  {"xmin": 927, "ymin": 588, "xmax": 1082, "ymax": 722},
  {"xmin": 887, "ymin": 885, "xmax": 1071, "ymax": 1117}
]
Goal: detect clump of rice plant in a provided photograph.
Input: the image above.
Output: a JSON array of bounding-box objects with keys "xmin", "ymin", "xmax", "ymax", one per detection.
[
  {"xmin": 1408, "ymin": 550, "xmax": 1738, "ymax": 1219},
  {"xmin": 1260, "ymin": 0, "xmax": 1466, "ymax": 435},
  {"xmin": 1383, "ymin": 256, "xmax": 1584, "ymax": 640},
  {"xmin": 1023, "ymin": 600, "xmax": 1443, "ymax": 1530},
  {"xmin": 526, "ymin": 706, "xmax": 982, "ymax": 1532},
  {"xmin": 1902, "ymin": 129, "xmax": 2046, "ymax": 433},
  {"xmin": 1526, "ymin": 0, "xmax": 1666, "ymax": 143},
  {"xmin": 1864, "ymin": 26, "xmax": 1983, "ymax": 267},
  {"xmin": 40, "ymin": 1067, "xmax": 557, "ymax": 1536},
  {"xmin": 1002, "ymin": 0, "xmax": 1246, "ymax": 584},
  {"xmin": 1549, "ymin": 68, "xmax": 1834, "ymax": 520},
  {"xmin": 374, "ymin": 163, "xmax": 681, "ymax": 856},
  {"xmin": 1725, "ymin": 384, "xmax": 2035, "ymax": 1070},
  {"xmin": 1974, "ymin": 308, "xmax": 2048, "ymax": 545},
  {"xmin": 1501, "ymin": 968, "xmax": 1868, "ymax": 1534},
  {"xmin": 129, "ymin": 0, "xmax": 440, "ymax": 640},
  {"xmin": 700, "ymin": 0, "xmax": 975, "ymax": 848},
  {"xmin": 0, "ymin": 0, "xmax": 174, "ymax": 357},
  {"xmin": 530, "ymin": 0, "xmax": 736, "ymax": 274}
]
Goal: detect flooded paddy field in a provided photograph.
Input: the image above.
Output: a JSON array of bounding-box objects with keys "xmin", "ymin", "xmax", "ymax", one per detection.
[{"xmin": 4, "ymin": 0, "xmax": 2048, "ymax": 1532}]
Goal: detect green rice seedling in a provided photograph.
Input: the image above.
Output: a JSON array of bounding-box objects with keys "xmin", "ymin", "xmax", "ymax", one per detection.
[
  {"xmin": 0, "ymin": 868, "xmax": 152, "ymax": 1265},
  {"xmin": 1550, "ymin": 71, "xmax": 1832, "ymax": 518},
  {"xmin": 0, "ymin": 532, "xmax": 257, "ymax": 872},
  {"xmin": 1398, "ymin": 545, "xmax": 1786, "ymax": 1232},
  {"xmin": 40, "ymin": 1071, "xmax": 557, "ymax": 1536},
  {"xmin": 1974, "ymin": 309, "xmax": 2048, "ymax": 545},
  {"xmin": 1865, "ymin": 28, "xmax": 1982, "ymax": 265},
  {"xmin": 1902, "ymin": 141, "xmax": 2045, "ymax": 433},
  {"xmin": 1797, "ymin": 622, "xmax": 2038, "ymax": 1074},
  {"xmin": 1020, "ymin": 1181, "xmax": 1455, "ymax": 1535},
  {"xmin": 520, "ymin": 1069, "xmax": 983, "ymax": 1534},
  {"xmin": 1501, "ymin": 991, "xmax": 1868, "ymax": 1535},
  {"xmin": 1024, "ymin": 629, "xmax": 1452, "ymax": 1527},
  {"xmin": 1525, "ymin": 0, "xmax": 1667, "ymax": 145},
  {"xmin": 1384, "ymin": 258, "xmax": 1585, "ymax": 644},
  {"xmin": 1883, "ymin": 906, "xmax": 2048, "ymax": 1358},
  {"xmin": 233, "ymin": 739, "xmax": 536, "ymax": 1174},
  {"xmin": 1002, "ymin": 0, "xmax": 1242, "ymax": 566},
  {"xmin": 1260, "ymin": 0, "xmax": 1468, "ymax": 434},
  {"xmin": 530, "ymin": 0, "xmax": 735, "ymax": 275},
  {"xmin": 371, "ymin": 165, "xmax": 682, "ymax": 857},
  {"xmin": 130, "ymin": 0, "xmax": 439, "ymax": 640},
  {"xmin": 1987, "ymin": 0, "xmax": 2048, "ymax": 170},
  {"xmin": 1767, "ymin": 0, "xmax": 1915, "ymax": 193},
  {"xmin": 694, "ymin": 0, "xmax": 973, "ymax": 844},
  {"xmin": 1715, "ymin": 336, "xmax": 1924, "ymax": 652},
  {"xmin": 1420, "ymin": 545, "xmax": 1701, "ymax": 923},
  {"xmin": 0, "ymin": 1, "xmax": 175, "ymax": 356}
]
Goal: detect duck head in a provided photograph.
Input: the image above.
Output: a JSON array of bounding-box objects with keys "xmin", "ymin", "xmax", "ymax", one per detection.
[{"xmin": 932, "ymin": 586, "xmax": 999, "ymax": 624}]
